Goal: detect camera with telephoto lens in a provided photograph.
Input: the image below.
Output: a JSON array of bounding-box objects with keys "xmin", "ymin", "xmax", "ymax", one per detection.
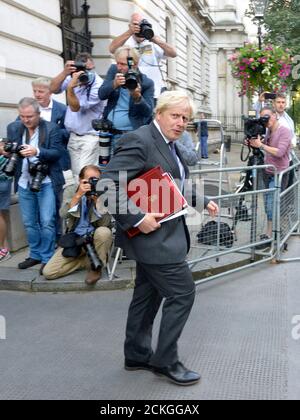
[
  {"xmin": 137, "ymin": 19, "xmax": 154, "ymax": 40},
  {"xmin": 3, "ymin": 141, "xmax": 26, "ymax": 177},
  {"xmin": 86, "ymin": 177, "xmax": 100, "ymax": 198},
  {"xmin": 244, "ymin": 115, "xmax": 270, "ymax": 140},
  {"xmin": 92, "ymin": 118, "xmax": 116, "ymax": 166},
  {"xmin": 123, "ymin": 57, "xmax": 141, "ymax": 91},
  {"xmin": 28, "ymin": 161, "xmax": 49, "ymax": 193},
  {"xmin": 73, "ymin": 61, "xmax": 92, "ymax": 85},
  {"xmin": 76, "ymin": 234, "xmax": 103, "ymax": 271}
]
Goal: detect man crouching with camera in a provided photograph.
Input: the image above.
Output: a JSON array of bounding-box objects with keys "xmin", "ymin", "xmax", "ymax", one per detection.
[
  {"xmin": 43, "ymin": 165, "xmax": 112, "ymax": 285},
  {"xmin": 3, "ymin": 98, "xmax": 64, "ymax": 273}
]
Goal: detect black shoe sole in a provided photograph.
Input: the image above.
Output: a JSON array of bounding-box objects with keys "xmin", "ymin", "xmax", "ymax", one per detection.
[{"xmin": 153, "ymin": 371, "xmax": 201, "ymax": 386}]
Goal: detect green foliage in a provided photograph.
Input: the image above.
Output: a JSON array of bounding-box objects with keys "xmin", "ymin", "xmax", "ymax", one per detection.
[{"xmin": 247, "ymin": 0, "xmax": 300, "ymax": 56}]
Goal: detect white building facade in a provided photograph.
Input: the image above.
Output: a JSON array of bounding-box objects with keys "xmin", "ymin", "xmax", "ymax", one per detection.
[{"xmin": 0, "ymin": 0, "xmax": 251, "ymax": 137}]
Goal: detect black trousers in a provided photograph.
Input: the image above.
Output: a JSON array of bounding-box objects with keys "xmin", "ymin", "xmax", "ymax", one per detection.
[{"xmin": 124, "ymin": 261, "xmax": 196, "ymax": 368}]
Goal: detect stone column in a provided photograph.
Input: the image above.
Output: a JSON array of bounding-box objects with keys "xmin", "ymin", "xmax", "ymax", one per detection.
[
  {"xmin": 210, "ymin": 48, "xmax": 219, "ymax": 115},
  {"xmin": 225, "ymin": 49, "xmax": 235, "ymax": 118}
]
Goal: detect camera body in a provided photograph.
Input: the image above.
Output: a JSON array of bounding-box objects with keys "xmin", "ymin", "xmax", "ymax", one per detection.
[
  {"xmin": 3, "ymin": 142, "xmax": 25, "ymax": 177},
  {"xmin": 123, "ymin": 57, "xmax": 141, "ymax": 91},
  {"xmin": 28, "ymin": 161, "xmax": 49, "ymax": 192},
  {"xmin": 264, "ymin": 93, "xmax": 277, "ymax": 100},
  {"xmin": 86, "ymin": 177, "xmax": 100, "ymax": 198},
  {"xmin": 138, "ymin": 19, "xmax": 154, "ymax": 40},
  {"xmin": 244, "ymin": 115, "xmax": 270, "ymax": 140},
  {"xmin": 92, "ymin": 118, "xmax": 116, "ymax": 166},
  {"xmin": 73, "ymin": 61, "xmax": 92, "ymax": 85}
]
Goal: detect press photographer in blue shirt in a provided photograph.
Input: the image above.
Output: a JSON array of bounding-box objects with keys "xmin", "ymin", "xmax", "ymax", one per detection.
[{"xmin": 98, "ymin": 46, "xmax": 154, "ymax": 152}]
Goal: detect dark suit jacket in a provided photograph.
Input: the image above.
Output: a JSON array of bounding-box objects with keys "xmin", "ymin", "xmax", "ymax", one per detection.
[
  {"xmin": 52, "ymin": 100, "xmax": 70, "ymax": 170},
  {"xmin": 7, "ymin": 119, "xmax": 65, "ymax": 195},
  {"xmin": 99, "ymin": 64, "xmax": 154, "ymax": 129},
  {"xmin": 102, "ymin": 122, "xmax": 209, "ymax": 265},
  {"xmin": 51, "ymin": 100, "xmax": 69, "ymax": 145}
]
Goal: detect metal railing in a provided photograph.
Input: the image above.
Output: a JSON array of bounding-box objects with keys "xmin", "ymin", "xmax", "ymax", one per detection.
[{"xmin": 187, "ymin": 164, "xmax": 277, "ymax": 285}]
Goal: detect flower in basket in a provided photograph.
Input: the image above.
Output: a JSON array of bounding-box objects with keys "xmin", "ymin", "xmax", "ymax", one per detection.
[{"xmin": 229, "ymin": 43, "xmax": 293, "ymax": 98}]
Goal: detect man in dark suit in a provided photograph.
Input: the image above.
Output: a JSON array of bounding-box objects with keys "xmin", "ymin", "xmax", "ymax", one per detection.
[
  {"xmin": 6, "ymin": 98, "xmax": 64, "ymax": 274},
  {"xmin": 101, "ymin": 91, "xmax": 218, "ymax": 386}
]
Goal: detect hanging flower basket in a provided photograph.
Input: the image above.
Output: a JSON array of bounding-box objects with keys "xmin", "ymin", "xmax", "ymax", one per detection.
[{"xmin": 229, "ymin": 43, "xmax": 293, "ymax": 98}]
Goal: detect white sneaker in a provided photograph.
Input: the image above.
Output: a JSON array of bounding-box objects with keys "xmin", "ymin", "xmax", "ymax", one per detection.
[{"xmin": 0, "ymin": 249, "xmax": 11, "ymax": 262}]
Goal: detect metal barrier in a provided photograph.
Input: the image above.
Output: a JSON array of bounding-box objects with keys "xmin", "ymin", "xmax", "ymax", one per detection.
[
  {"xmin": 187, "ymin": 164, "xmax": 277, "ymax": 285},
  {"xmin": 107, "ymin": 136, "xmax": 300, "ymax": 282},
  {"xmin": 275, "ymin": 158, "xmax": 300, "ymax": 262}
]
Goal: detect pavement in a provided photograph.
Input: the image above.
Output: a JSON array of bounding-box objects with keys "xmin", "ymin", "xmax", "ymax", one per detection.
[{"xmin": 0, "ymin": 236, "xmax": 299, "ymax": 400}]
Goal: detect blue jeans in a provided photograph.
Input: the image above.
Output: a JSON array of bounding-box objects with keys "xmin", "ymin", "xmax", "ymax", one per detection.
[
  {"xmin": 200, "ymin": 136, "xmax": 208, "ymax": 158},
  {"xmin": 264, "ymin": 176, "xmax": 275, "ymax": 222},
  {"xmin": 18, "ymin": 183, "xmax": 56, "ymax": 263}
]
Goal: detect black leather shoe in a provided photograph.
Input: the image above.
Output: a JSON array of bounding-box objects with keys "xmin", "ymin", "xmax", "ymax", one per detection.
[
  {"xmin": 152, "ymin": 361, "xmax": 201, "ymax": 386},
  {"xmin": 124, "ymin": 359, "xmax": 153, "ymax": 372},
  {"xmin": 18, "ymin": 258, "xmax": 41, "ymax": 270}
]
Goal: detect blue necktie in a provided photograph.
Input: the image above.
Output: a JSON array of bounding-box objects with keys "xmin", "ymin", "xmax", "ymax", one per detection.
[{"xmin": 169, "ymin": 142, "xmax": 181, "ymax": 174}]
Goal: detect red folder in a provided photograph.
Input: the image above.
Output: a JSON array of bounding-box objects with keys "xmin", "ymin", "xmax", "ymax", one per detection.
[{"xmin": 126, "ymin": 166, "xmax": 187, "ymax": 238}]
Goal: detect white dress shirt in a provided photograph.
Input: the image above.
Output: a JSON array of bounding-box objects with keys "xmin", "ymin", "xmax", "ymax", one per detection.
[{"xmin": 39, "ymin": 99, "xmax": 53, "ymax": 122}]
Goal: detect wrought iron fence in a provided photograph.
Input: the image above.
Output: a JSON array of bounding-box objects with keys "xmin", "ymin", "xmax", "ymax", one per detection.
[
  {"xmin": 60, "ymin": 0, "xmax": 93, "ymax": 61},
  {"xmin": 212, "ymin": 116, "xmax": 245, "ymax": 144}
]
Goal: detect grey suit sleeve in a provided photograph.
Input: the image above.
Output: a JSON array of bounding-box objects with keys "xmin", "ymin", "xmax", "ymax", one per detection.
[{"xmin": 99, "ymin": 133, "xmax": 149, "ymax": 231}]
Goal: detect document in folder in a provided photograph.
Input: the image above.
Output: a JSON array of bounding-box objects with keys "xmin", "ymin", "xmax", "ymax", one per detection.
[{"xmin": 126, "ymin": 166, "xmax": 188, "ymax": 238}]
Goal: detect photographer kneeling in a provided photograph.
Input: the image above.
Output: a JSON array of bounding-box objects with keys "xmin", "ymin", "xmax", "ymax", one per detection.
[
  {"xmin": 249, "ymin": 107, "xmax": 292, "ymax": 239},
  {"xmin": 43, "ymin": 165, "xmax": 112, "ymax": 285}
]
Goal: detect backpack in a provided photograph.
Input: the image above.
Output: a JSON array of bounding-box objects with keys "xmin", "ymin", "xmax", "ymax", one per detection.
[{"xmin": 197, "ymin": 221, "xmax": 234, "ymax": 248}]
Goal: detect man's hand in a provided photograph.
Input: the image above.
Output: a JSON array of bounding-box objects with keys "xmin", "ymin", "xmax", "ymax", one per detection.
[
  {"xmin": 259, "ymin": 92, "xmax": 267, "ymax": 103},
  {"xmin": 129, "ymin": 84, "xmax": 142, "ymax": 102},
  {"xmin": 68, "ymin": 71, "xmax": 85, "ymax": 89},
  {"xmin": 0, "ymin": 141, "xmax": 5, "ymax": 155},
  {"xmin": 113, "ymin": 73, "xmax": 126, "ymax": 89},
  {"xmin": 207, "ymin": 201, "xmax": 219, "ymax": 218},
  {"xmin": 64, "ymin": 60, "xmax": 77, "ymax": 76},
  {"xmin": 249, "ymin": 135, "xmax": 263, "ymax": 149},
  {"xmin": 19, "ymin": 145, "xmax": 38, "ymax": 158},
  {"xmin": 129, "ymin": 21, "xmax": 141, "ymax": 36},
  {"xmin": 78, "ymin": 179, "xmax": 92, "ymax": 196},
  {"xmin": 137, "ymin": 213, "xmax": 164, "ymax": 235}
]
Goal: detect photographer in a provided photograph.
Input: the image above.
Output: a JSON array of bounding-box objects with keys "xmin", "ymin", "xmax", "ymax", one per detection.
[
  {"xmin": 98, "ymin": 46, "xmax": 154, "ymax": 151},
  {"xmin": 249, "ymin": 107, "xmax": 292, "ymax": 239},
  {"xmin": 43, "ymin": 165, "xmax": 112, "ymax": 285},
  {"xmin": 257, "ymin": 92, "xmax": 297, "ymax": 147},
  {"xmin": 0, "ymin": 140, "xmax": 12, "ymax": 262},
  {"xmin": 32, "ymin": 77, "xmax": 70, "ymax": 171},
  {"xmin": 109, "ymin": 13, "xmax": 177, "ymax": 101},
  {"xmin": 50, "ymin": 53, "xmax": 106, "ymax": 178},
  {"xmin": 5, "ymin": 98, "xmax": 64, "ymax": 272}
]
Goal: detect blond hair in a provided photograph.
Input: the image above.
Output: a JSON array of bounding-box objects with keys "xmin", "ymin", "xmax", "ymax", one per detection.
[
  {"xmin": 114, "ymin": 46, "xmax": 140, "ymax": 64},
  {"xmin": 32, "ymin": 77, "xmax": 52, "ymax": 89},
  {"xmin": 155, "ymin": 91, "xmax": 196, "ymax": 119}
]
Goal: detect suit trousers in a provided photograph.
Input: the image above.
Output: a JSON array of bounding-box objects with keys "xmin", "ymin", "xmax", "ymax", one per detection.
[{"xmin": 124, "ymin": 261, "xmax": 196, "ymax": 368}]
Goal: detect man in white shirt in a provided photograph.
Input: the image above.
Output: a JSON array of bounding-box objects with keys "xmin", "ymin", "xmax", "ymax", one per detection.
[
  {"xmin": 32, "ymin": 78, "xmax": 70, "ymax": 170},
  {"xmin": 109, "ymin": 13, "xmax": 177, "ymax": 101}
]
